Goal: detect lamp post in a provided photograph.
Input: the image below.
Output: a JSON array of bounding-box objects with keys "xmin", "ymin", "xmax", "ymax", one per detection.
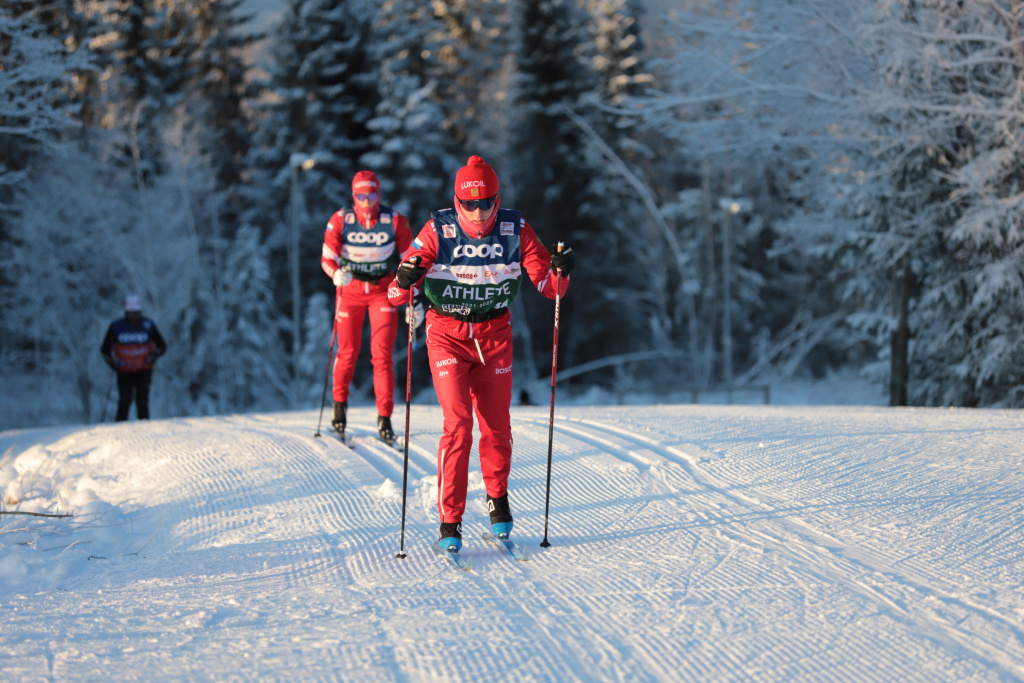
[
  {"xmin": 717, "ymin": 197, "xmax": 747, "ymax": 402},
  {"xmin": 289, "ymin": 152, "xmax": 319, "ymax": 404}
]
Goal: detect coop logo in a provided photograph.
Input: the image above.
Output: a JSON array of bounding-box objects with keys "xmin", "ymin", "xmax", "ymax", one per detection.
[
  {"xmin": 453, "ymin": 244, "xmax": 503, "ymax": 259},
  {"xmin": 347, "ymin": 231, "xmax": 390, "ymax": 245},
  {"xmin": 118, "ymin": 332, "xmax": 150, "ymax": 344}
]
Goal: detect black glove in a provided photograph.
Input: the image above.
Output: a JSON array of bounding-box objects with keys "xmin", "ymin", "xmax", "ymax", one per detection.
[
  {"xmin": 145, "ymin": 354, "xmax": 156, "ymax": 365},
  {"xmin": 551, "ymin": 244, "xmax": 575, "ymax": 275},
  {"xmin": 395, "ymin": 256, "xmax": 426, "ymax": 290},
  {"xmin": 104, "ymin": 355, "xmax": 120, "ymax": 370}
]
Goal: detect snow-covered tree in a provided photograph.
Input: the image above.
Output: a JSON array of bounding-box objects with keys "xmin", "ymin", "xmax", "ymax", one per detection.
[
  {"xmin": 620, "ymin": 0, "xmax": 877, "ymax": 387},
  {"xmin": 219, "ymin": 226, "xmax": 291, "ymax": 410},
  {"xmin": 0, "ymin": 10, "xmax": 88, "ymax": 204},
  {"xmin": 361, "ymin": 0, "xmax": 459, "ymax": 222},
  {"xmin": 423, "ymin": 0, "xmax": 514, "ymax": 152},
  {"xmin": 244, "ymin": 0, "xmax": 383, "ymax": 330},
  {"xmin": 849, "ymin": 0, "xmax": 1024, "ymax": 406}
]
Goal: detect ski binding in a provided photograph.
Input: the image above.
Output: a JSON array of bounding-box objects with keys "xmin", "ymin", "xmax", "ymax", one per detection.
[
  {"xmin": 432, "ymin": 543, "xmax": 473, "ymax": 571},
  {"xmin": 481, "ymin": 532, "xmax": 529, "ymax": 561}
]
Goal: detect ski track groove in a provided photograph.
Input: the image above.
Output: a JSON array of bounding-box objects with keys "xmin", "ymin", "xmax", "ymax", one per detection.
[
  {"xmin": 513, "ymin": 414, "xmax": 1024, "ymax": 680},
  {"xmin": 8, "ymin": 408, "xmax": 1024, "ymax": 681},
  {"xmin": 347, "ymin": 419, "xmax": 436, "ymax": 475}
]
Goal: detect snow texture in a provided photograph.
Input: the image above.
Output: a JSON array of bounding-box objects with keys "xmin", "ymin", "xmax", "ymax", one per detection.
[{"xmin": 2, "ymin": 403, "xmax": 1023, "ymax": 681}]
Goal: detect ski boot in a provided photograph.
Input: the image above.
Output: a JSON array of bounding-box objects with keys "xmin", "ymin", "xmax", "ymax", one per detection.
[
  {"xmin": 487, "ymin": 493, "xmax": 514, "ymax": 540},
  {"xmin": 438, "ymin": 521, "xmax": 463, "ymax": 553},
  {"xmin": 331, "ymin": 401, "xmax": 347, "ymax": 435},
  {"xmin": 377, "ymin": 415, "xmax": 395, "ymax": 445}
]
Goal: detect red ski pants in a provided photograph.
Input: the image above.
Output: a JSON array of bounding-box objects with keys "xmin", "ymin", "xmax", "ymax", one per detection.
[
  {"xmin": 426, "ymin": 318, "xmax": 514, "ymax": 524},
  {"xmin": 333, "ymin": 284, "xmax": 398, "ymax": 416}
]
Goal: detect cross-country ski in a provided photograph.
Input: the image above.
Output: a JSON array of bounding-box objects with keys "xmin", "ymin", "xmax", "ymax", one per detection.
[
  {"xmin": 481, "ymin": 531, "xmax": 529, "ymax": 561},
  {"xmin": 431, "ymin": 543, "xmax": 473, "ymax": 571}
]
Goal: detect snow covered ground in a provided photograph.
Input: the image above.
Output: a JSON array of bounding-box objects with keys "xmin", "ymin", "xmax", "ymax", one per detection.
[{"xmin": 2, "ymin": 401, "xmax": 1023, "ymax": 681}]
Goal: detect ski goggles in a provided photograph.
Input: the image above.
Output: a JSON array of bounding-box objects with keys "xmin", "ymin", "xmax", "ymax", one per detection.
[
  {"xmin": 355, "ymin": 192, "xmax": 379, "ymax": 202},
  {"xmin": 457, "ymin": 196, "xmax": 496, "ymax": 211}
]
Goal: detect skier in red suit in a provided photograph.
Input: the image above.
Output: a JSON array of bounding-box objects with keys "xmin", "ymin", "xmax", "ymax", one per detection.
[
  {"xmin": 321, "ymin": 170, "xmax": 416, "ymax": 444},
  {"xmin": 389, "ymin": 156, "xmax": 576, "ymax": 552}
]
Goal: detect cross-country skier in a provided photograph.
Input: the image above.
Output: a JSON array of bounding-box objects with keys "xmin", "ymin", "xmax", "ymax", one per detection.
[
  {"xmin": 321, "ymin": 170, "xmax": 418, "ymax": 444},
  {"xmin": 388, "ymin": 155, "xmax": 576, "ymax": 552},
  {"xmin": 100, "ymin": 294, "xmax": 168, "ymax": 421}
]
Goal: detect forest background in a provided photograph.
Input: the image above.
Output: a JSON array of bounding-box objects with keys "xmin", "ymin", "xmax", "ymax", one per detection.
[{"xmin": 3, "ymin": 0, "xmax": 1023, "ymax": 430}]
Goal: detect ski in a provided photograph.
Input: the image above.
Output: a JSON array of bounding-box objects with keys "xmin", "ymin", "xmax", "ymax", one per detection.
[
  {"xmin": 481, "ymin": 532, "xmax": 530, "ymax": 561},
  {"xmin": 334, "ymin": 430, "xmax": 355, "ymax": 448},
  {"xmin": 432, "ymin": 543, "xmax": 473, "ymax": 571}
]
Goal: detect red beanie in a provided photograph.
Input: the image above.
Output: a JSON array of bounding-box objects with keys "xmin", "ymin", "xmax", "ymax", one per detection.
[
  {"xmin": 455, "ymin": 156, "xmax": 499, "ymax": 200},
  {"xmin": 352, "ymin": 170, "xmax": 380, "ymax": 194}
]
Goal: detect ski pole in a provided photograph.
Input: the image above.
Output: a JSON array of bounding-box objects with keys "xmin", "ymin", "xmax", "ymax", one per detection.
[
  {"xmin": 540, "ymin": 242, "xmax": 565, "ymax": 548},
  {"xmin": 314, "ymin": 290, "xmax": 341, "ymax": 438},
  {"xmin": 397, "ymin": 257, "xmax": 420, "ymax": 559},
  {"xmin": 99, "ymin": 370, "xmax": 115, "ymax": 423}
]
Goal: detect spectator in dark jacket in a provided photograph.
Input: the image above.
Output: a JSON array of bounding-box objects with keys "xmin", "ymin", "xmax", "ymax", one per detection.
[{"xmin": 100, "ymin": 295, "xmax": 167, "ymax": 421}]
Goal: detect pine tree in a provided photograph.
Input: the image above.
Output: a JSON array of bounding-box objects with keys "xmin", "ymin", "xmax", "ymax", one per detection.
[
  {"xmin": 423, "ymin": 0, "xmax": 513, "ymax": 151},
  {"xmin": 0, "ymin": 9, "xmax": 87, "ymax": 202},
  {"xmin": 852, "ymin": 0, "xmax": 1024, "ymax": 406},
  {"xmin": 221, "ymin": 226, "xmax": 291, "ymax": 410},
  {"xmin": 243, "ymin": 0, "xmax": 384, "ymax": 386},
  {"xmin": 507, "ymin": 0, "xmax": 632, "ymax": 384},
  {"xmin": 180, "ymin": 0, "xmax": 260, "ymax": 192},
  {"xmin": 362, "ymin": 0, "xmax": 458, "ymax": 222}
]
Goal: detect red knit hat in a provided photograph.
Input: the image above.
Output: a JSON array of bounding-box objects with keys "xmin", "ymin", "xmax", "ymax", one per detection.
[
  {"xmin": 454, "ymin": 156, "xmax": 499, "ymax": 200},
  {"xmin": 351, "ymin": 170, "xmax": 380, "ymax": 194}
]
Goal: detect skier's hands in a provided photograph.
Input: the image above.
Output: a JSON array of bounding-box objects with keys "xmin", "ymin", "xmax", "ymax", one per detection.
[
  {"xmin": 551, "ymin": 243, "xmax": 575, "ymax": 275},
  {"xmin": 406, "ymin": 299, "xmax": 426, "ymax": 329},
  {"xmin": 395, "ymin": 256, "xmax": 426, "ymax": 290},
  {"xmin": 104, "ymin": 355, "xmax": 121, "ymax": 370},
  {"xmin": 333, "ymin": 268, "xmax": 352, "ymax": 287},
  {"xmin": 145, "ymin": 354, "xmax": 156, "ymax": 365}
]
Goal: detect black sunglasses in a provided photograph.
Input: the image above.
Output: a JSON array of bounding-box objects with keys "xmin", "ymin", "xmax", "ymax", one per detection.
[{"xmin": 458, "ymin": 196, "xmax": 496, "ymax": 211}]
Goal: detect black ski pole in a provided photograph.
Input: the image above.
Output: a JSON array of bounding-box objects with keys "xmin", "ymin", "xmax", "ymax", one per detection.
[
  {"xmin": 314, "ymin": 292, "xmax": 341, "ymax": 438},
  {"xmin": 99, "ymin": 371, "xmax": 115, "ymax": 423},
  {"xmin": 397, "ymin": 257, "xmax": 420, "ymax": 559},
  {"xmin": 540, "ymin": 242, "xmax": 565, "ymax": 548}
]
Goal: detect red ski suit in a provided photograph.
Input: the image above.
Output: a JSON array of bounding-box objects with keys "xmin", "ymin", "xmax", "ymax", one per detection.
[
  {"xmin": 388, "ymin": 209, "xmax": 569, "ymax": 524},
  {"xmin": 322, "ymin": 204, "xmax": 413, "ymax": 416}
]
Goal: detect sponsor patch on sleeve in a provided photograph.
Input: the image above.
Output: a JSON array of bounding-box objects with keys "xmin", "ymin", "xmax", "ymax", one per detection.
[
  {"xmin": 443, "ymin": 225, "xmax": 457, "ymax": 239},
  {"xmin": 413, "ymin": 238, "xmax": 423, "ymax": 249}
]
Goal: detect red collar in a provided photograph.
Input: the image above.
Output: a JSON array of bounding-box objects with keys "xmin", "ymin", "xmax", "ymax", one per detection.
[
  {"xmin": 454, "ymin": 196, "xmax": 500, "ymax": 237},
  {"xmin": 353, "ymin": 202, "xmax": 379, "ymax": 226}
]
